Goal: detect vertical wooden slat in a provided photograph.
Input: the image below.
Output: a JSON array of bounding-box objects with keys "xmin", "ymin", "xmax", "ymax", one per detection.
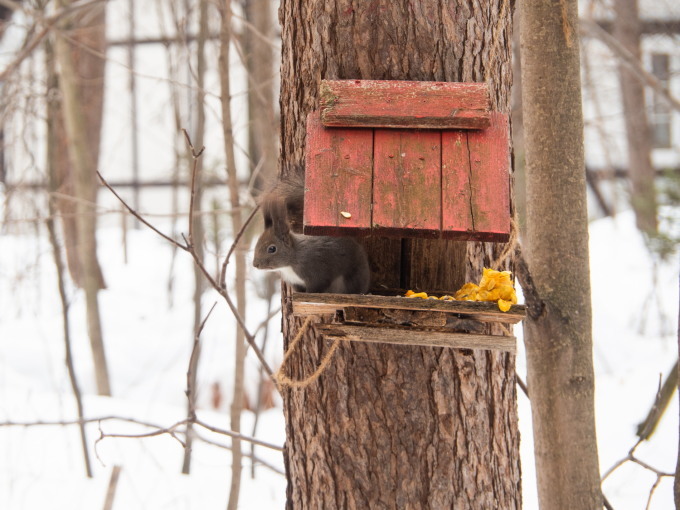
[
  {"xmin": 304, "ymin": 111, "xmax": 373, "ymax": 235},
  {"xmin": 441, "ymin": 130, "xmax": 473, "ymax": 235},
  {"xmin": 372, "ymin": 129, "xmax": 441, "ymax": 237},
  {"xmin": 461, "ymin": 112, "xmax": 510, "ymax": 240}
]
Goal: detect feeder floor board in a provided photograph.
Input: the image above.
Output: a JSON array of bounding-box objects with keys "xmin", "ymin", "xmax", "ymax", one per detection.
[
  {"xmin": 291, "ymin": 292, "xmax": 526, "ymax": 324},
  {"xmin": 317, "ymin": 323, "xmax": 516, "ymax": 353}
]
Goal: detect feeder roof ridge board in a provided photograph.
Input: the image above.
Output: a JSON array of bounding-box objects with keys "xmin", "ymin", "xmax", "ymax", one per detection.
[{"xmin": 319, "ymin": 79, "xmax": 491, "ymax": 130}]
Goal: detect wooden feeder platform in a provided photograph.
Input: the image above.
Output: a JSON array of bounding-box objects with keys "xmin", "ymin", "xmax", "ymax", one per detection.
[{"xmin": 292, "ymin": 292, "xmax": 526, "ymax": 353}]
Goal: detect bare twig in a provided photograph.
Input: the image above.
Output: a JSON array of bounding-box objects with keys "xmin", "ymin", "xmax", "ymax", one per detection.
[
  {"xmin": 194, "ymin": 432, "xmax": 285, "ymax": 476},
  {"xmin": 515, "ymin": 373, "xmax": 529, "ymax": 397},
  {"xmin": 182, "ymin": 301, "xmax": 216, "ymax": 472},
  {"xmin": 45, "ymin": 214, "xmax": 93, "ymax": 478},
  {"xmin": 97, "ymin": 171, "xmax": 187, "ymax": 250},
  {"xmin": 99, "ymin": 138, "xmax": 273, "ymax": 378},
  {"xmin": 580, "ymin": 18, "xmax": 680, "ymax": 113},
  {"xmin": 0, "ymin": 414, "xmax": 284, "ymax": 453},
  {"xmin": 220, "ymin": 204, "xmax": 259, "ymax": 290},
  {"xmin": 601, "ymin": 437, "xmax": 675, "ymax": 509},
  {"xmin": 636, "ymin": 361, "xmax": 678, "ymax": 440},
  {"xmin": 0, "ymin": 0, "xmax": 108, "ymax": 82}
]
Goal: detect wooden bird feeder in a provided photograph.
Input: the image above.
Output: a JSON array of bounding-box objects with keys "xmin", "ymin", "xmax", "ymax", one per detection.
[
  {"xmin": 304, "ymin": 79, "xmax": 511, "ymax": 241},
  {"xmin": 298, "ymin": 80, "xmax": 520, "ymax": 352}
]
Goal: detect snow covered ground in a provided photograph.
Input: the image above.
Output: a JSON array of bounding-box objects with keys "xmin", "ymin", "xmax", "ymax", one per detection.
[{"xmin": 0, "ymin": 209, "xmax": 677, "ymax": 509}]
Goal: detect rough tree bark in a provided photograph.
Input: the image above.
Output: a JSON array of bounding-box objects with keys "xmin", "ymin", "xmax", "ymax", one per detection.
[
  {"xmin": 278, "ymin": 1, "xmax": 520, "ymax": 508},
  {"xmin": 613, "ymin": 0, "xmax": 658, "ymax": 235},
  {"xmin": 54, "ymin": 0, "xmax": 110, "ymax": 396},
  {"xmin": 520, "ymin": 0, "xmax": 603, "ymax": 508}
]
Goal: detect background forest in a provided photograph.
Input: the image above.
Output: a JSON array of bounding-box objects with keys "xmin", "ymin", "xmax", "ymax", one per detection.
[{"xmin": 0, "ymin": 0, "xmax": 679, "ymax": 509}]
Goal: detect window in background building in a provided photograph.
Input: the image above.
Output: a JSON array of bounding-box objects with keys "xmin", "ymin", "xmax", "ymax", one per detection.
[{"xmin": 650, "ymin": 53, "xmax": 671, "ymax": 149}]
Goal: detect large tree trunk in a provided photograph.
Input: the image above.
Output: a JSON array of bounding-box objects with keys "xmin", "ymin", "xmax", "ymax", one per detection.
[
  {"xmin": 278, "ymin": 1, "xmax": 519, "ymax": 508},
  {"xmin": 613, "ymin": 0, "xmax": 657, "ymax": 235},
  {"xmin": 520, "ymin": 1, "xmax": 603, "ymax": 509}
]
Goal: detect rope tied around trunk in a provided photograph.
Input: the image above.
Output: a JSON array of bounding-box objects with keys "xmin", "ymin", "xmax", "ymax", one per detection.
[{"xmin": 274, "ymin": 316, "xmax": 340, "ymax": 390}]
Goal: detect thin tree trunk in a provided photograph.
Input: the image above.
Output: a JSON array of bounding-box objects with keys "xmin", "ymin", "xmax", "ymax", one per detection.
[
  {"xmin": 54, "ymin": 0, "xmax": 110, "ymax": 396},
  {"xmin": 219, "ymin": 4, "xmax": 247, "ymax": 509},
  {"xmin": 243, "ymin": 0, "xmax": 277, "ymax": 189},
  {"xmin": 52, "ymin": 1, "xmax": 107, "ymax": 291},
  {"xmin": 675, "ymin": 262, "xmax": 680, "ymax": 509},
  {"xmin": 613, "ymin": 0, "xmax": 658, "ymax": 235},
  {"xmin": 242, "ymin": 0, "xmax": 277, "ymax": 476},
  {"xmin": 181, "ymin": 0, "xmax": 208, "ymax": 475},
  {"xmin": 520, "ymin": 1, "xmax": 603, "ymax": 508},
  {"xmin": 45, "ymin": 42, "xmax": 92, "ymax": 474},
  {"xmin": 279, "ymin": 1, "xmax": 519, "ymax": 508},
  {"xmin": 127, "ymin": 0, "xmax": 140, "ymax": 223}
]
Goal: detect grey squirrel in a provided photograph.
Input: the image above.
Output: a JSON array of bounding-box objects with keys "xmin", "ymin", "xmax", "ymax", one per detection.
[{"xmin": 252, "ymin": 176, "xmax": 370, "ymax": 294}]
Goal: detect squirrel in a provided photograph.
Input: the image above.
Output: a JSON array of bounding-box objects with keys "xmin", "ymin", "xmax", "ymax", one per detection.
[{"xmin": 252, "ymin": 175, "xmax": 370, "ymax": 294}]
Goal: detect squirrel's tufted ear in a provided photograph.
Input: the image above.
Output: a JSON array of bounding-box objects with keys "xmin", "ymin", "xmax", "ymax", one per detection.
[{"xmin": 270, "ymin": 198, "xmax": 290, "ymax": 237}]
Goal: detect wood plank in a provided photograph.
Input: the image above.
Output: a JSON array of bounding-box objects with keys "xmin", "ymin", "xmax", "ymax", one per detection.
[
  {"xmin": 452, "ymin": 112, "xmax": 510, "ymax": 241},
  {"xmin": 304, "ymin": 110, "xmax": 373, "ymax": 236},
  {"xmin": 292, "ymin": 292, "xmax": 526, "ymax": 323},
  {"xmin": 441, "ymin": 130, "xmax": 473, "ymax": 235},
  {"xmin": 320, "ymin": 80, "xmax": 490, "ymax": 130},
  {"xmin": 317, "ymin": 323, "xmax": 516, "ymax": 353},
  {"xmin": 372, "ymin": 129, "xmax": 441, "ymax": 237}
]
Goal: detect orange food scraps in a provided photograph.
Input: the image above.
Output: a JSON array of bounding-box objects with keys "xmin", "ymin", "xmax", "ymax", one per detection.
[{"xmin": 404, "ymin": 268, "xmax": 517, "ymax": 312}]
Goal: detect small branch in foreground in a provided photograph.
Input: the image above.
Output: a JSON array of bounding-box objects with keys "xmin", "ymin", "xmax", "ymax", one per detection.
[
  {"xmin": 601, "ymin": 437, "xmax": 675, "ymax": 509},
  {"xmin": 97, "ymin": 171, "xmax": 186, "ymax": 250},
  {"xmin": 97, "ymin": 154, "xmax": 274, "ymax": 379},
  {"xmin": 0, "ymin": 415, "xmax": 284, "ymax": 451}
]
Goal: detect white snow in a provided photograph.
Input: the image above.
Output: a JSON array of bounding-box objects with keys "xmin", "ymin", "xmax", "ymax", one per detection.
[{"xmin": 0, "ymin": 209, "xmax": 678, "ymax": 509}]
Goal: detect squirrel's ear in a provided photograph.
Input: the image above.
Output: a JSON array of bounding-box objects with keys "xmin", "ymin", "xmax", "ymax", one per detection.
[{"xmin": 271, "ymin": 199, "xmax": 290, "ymax": 237}]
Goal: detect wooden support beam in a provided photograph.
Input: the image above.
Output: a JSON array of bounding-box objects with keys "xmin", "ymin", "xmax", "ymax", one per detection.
[
  {"xmin": 317, "ymin": 323, "xmax": 516, "ymax": 353},
  {"xmin": 320, "ymin": 80, "xmax": 491, "ymax": 130}
]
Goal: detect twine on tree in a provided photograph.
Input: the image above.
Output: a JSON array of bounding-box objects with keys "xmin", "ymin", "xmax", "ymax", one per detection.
[
  {"xmin": 491, "ymin": 215, "xmax": 520, "ymax": 271},
  {"xmin": 274, "ymin": 316, "xmax": 341, "ymax": 390}
]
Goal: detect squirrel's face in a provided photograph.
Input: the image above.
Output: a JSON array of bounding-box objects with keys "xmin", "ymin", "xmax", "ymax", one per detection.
[{"xmin": 253, "ymin": 228, "xmax": 294, "ymax": 270}]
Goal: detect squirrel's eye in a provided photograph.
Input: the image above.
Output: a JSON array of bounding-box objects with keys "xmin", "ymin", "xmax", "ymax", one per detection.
[{"xmin": 267, "ymin": 244, "xmax": 277, "ymax": 254}]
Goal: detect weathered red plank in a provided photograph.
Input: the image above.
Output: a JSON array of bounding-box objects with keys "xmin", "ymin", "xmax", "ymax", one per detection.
[
  {"xmin": 372, "ymin": 129, "xmax": 441, "ymax": 237},
  {"xmin": 451, "ymin": 112, "xmax": 509, "ymax": 241},
  {"xmin": 441, "ymin": 130, "xmax": 473, "ymax": 235},
  {"xmin": 320, "ymin": 80, "xmax": 490, "ymax": 130},
  {"xmin": 304, "ymin": 111, "xmax": 373, "ymax": 236}
]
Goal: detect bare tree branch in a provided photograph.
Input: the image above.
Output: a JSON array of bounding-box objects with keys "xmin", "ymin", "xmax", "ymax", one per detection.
[
  {"xmin": 0, "ymin": 0, "xmax": 108, "ymax": 82},
  {"xmin": 0, "ymin": 415, "xmax": 284, "ymax": 451}
]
